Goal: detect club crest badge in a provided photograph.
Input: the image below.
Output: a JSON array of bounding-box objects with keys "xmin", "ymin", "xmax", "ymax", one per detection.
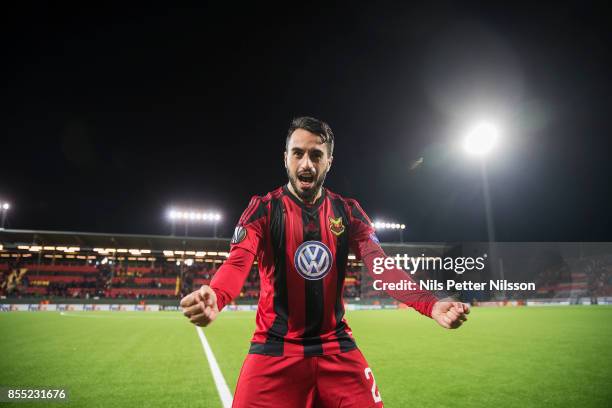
[{"xmin": 328, "ymin": 216, "xmax": 345, "ymax": 236}]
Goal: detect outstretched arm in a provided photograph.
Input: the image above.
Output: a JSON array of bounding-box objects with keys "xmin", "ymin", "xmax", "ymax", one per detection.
[
  {"xmin": 357, "ymin": 237, "xmax": 470, "ymax": 328},
  {"xmin": 181, "ymin": 195, "xmax": 266, "ymax": 327},
  {"xmin": 180, "ymin": 247, "xmax": 255, "ymax": 327},
  {"xmin": 347, "ymin": 199, "xmax": 469, "ymax": 329},
  {"xmin": 357, "ymin": 237, "xmax": 439, "ymax": 317}
]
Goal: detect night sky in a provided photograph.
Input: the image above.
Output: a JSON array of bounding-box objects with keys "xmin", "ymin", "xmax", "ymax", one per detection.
[{"xmin": 1, "ymin": 2, "xmax": 611, "ymax": 242}]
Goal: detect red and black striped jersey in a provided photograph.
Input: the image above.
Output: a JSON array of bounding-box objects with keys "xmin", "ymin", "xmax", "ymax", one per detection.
[{"xmin": 211, "ymin": 185, "xmax": 437, "ymax": 357}]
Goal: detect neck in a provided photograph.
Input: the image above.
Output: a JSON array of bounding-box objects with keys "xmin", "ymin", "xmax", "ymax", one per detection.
[{"xmin": 287, "ymin": 182, "xmax": 322, "ymax": 204}]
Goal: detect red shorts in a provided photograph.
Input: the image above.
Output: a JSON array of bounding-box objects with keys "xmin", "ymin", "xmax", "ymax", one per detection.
[{"xmin": 232, "ymin": 348, "xmax": 384, "ymax": 408}]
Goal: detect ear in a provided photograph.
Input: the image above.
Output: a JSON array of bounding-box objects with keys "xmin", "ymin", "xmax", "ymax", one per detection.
[
  {"xmin": 327, "ymin": 155, "xmax": 333, "ymax": 171},
  {"xmin": 284, "ymin": 151, "xmax": 288, "ymax": 169}
]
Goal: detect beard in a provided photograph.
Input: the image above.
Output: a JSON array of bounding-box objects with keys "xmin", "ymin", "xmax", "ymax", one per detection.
[{"xmin": 287, "ymin": 167, "xmax": 328, "ymax": 203}]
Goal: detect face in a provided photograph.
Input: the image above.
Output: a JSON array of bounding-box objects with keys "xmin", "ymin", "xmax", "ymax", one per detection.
[{"xmin": 284, "ymin": 128, "xmax": 333, "ymax": 203}]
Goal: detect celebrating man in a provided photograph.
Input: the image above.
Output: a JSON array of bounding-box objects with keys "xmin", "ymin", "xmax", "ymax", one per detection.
[{"xmin": 181, "ymin": 116, "xmax": 469, "ymax": 407}]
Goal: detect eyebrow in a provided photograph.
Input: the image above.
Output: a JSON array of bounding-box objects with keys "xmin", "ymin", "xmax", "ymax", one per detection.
[{"xmin": 291, "ymin": 147, "xmax": 324, "ymax": 154}]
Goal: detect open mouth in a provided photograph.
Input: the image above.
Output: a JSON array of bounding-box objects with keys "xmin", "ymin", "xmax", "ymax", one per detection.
[{"xmin": 297, "ymin": 173, "xmax": 315, "ymax": 189}]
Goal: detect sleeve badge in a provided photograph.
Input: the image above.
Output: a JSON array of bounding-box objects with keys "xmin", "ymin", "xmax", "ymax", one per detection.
[{"xmin": 231, "ymin": 225, "xmax": 247, "ymax": 244}]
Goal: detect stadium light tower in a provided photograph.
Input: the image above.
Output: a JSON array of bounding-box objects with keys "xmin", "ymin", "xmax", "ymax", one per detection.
[
  {"xmin": 462, "ymin": 121, "xmax": 500, "ymax": 243},
  {"xmin": 166, "ymin": 209, "xmax": 222, "ymax": 237},
  {"xmin": 372, "ymin": 220, "xmax": 406, "ymax": 242},
  {"xmin": 1, "ymin": 202, "xmax": 10, "ymax": 230},
  {"xmin": 462, "ymin": 120, "xmax": 503, "ymax": 296}
]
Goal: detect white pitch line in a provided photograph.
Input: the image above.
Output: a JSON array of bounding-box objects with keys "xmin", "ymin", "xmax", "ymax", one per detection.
[{"xmin": 196, "ymin": 326, "xmax": 233, "ymax": 408}]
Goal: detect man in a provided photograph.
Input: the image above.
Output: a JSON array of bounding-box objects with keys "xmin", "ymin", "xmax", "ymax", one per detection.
[{"xmin": 181, "ymin": 116, "xmax": 469, "ymax": 407}]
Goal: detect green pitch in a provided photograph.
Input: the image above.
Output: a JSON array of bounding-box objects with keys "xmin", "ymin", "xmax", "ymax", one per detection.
[{"xmin": 1, "ymin": 307, "xmax": 611, "ymax": 407}]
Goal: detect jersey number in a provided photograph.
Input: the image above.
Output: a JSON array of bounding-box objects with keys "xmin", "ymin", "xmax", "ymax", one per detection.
[{"xmin": 364, "ymin": 367, "xmax": 382, "ymax": 403}]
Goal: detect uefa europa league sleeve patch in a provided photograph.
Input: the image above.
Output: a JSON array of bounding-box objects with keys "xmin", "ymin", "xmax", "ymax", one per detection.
[{"xmin": 231, "ymin": 225, "xmax": 247, "ymax": 244}]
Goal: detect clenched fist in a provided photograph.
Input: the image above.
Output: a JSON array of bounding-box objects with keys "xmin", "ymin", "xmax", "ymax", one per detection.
[
  {"xmin": 180, "ymin": 285, "xmax": 219, "ymax": 327},
  {"xmin": 431, "ymin": 301, "xmax": 470, "ymax": 329}
]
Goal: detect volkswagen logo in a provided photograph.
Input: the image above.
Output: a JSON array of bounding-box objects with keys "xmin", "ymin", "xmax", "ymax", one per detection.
[{"xmin": 294, "ymin": 241, "xmax": 333, "ymax": 280}]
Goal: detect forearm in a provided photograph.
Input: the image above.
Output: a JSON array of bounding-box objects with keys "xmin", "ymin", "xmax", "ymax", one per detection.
[
  {"xmin": 359, "ymin": 240, "xmax": 439, "ymax": 317},
  {"xmin": 209, "ymin": 247, "xmax": 255, "ymax": 310}
]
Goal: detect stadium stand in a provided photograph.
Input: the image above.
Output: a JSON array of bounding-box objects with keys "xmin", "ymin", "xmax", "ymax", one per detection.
[
  {"xmin": 534, "ymin": 255, "xmax": 612, "ymax": 298},
  {"xmin": 0, "ymin": 229, "xmax": 378, "ymax": 304},
  {"xmin": 2, "ymin": 230, "xmax": 612, "ymax": 305}
]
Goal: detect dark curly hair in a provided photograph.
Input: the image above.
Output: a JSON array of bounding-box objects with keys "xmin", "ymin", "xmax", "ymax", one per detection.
[{"xmin": 286, "ymin": 116, "xmax": 334, "ymax": 156}]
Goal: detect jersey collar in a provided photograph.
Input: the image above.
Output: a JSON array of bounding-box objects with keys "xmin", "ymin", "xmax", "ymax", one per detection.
[{"xmin": 282, "ymin": 185, "xmax": 327, "ymax": 209}]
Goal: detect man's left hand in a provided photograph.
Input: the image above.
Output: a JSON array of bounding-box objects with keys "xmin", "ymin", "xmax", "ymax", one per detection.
[{"xmin": 431, "ymin": 301, "xmax": 470, "ymax": 329}]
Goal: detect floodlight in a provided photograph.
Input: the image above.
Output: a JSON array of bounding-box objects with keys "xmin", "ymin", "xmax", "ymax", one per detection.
[{"xmin": 464, "ymin": 122, "xmax": 499, "ymax": 156}]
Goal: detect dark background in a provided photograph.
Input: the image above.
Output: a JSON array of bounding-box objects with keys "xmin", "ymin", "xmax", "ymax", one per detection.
[{"xmin": 1, "ymin": 2, "xmax": 610, "ymax": 241}]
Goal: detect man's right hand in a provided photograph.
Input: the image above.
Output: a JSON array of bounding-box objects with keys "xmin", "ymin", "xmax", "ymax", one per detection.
[{"xmin": 180, "ymin": 285, "xmax": 219, "ymax": 327}]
